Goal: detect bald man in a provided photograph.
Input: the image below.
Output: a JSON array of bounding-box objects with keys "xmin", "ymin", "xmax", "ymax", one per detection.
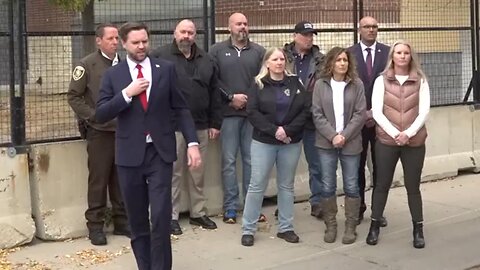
[
  {"xmin": 151, "ymin": 19, "xmax": 222, "ymax": 235},
  {"xmin": 348, "ymin": 16, "xmax": 389, "ymax": 226},
  {"xmin": 208, "ymin": 13, "xmax": 265, "ymax": 224}
]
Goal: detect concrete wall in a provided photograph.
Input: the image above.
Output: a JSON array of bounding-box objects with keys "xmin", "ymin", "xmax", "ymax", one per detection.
[
  {"xmin": 0, "ymin": 149, "xmax": 35, "ymax": 249},
  {"xmin": 29, "ymin": 142, "xmax": 88, "ymax": 240},
  {"xmin": 2, "ymin": 105, "xmax": 480, "ymax": 246}
]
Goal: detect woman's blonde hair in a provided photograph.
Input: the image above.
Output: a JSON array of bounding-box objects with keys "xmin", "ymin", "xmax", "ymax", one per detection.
[
  {"xmin": 320, "ymin": 46, "xmax": 358, "ymax": 81},
  {"xmin": 254, "ymin": 47, "xmax": 294, "ymax": 89},
  {"xmin": 383, "ymin": 39, "xmax": 426, "ymax": 79}
]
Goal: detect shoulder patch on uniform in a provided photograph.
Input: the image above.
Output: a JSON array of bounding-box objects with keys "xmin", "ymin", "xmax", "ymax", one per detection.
[{"xmin": 72, "ymin": 66, "xmax": 85, "ymax": 81}]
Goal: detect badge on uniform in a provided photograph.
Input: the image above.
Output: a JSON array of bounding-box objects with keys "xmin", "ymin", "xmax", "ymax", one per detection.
[
  {"xmin": 284, "ymin": 88, "xmax": 290, "ymax": 97},
  {"xmin": 72, "ymin": 66, "xmax": 85, "ymax": 81}
]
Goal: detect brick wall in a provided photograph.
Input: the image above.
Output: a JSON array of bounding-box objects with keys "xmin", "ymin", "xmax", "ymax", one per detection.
[
  {"xmin": 214, "ymin": 0, "xmax": 400, "ymax": 27},
  {"xmin": 26, "ymin": 0, "xmax": 75, "ymax": 32}
]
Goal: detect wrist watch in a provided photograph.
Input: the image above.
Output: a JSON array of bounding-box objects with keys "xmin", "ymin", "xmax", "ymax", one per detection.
[{"xmin": 227, "ymin": 93, "xmax": 234, "ymax": 101}]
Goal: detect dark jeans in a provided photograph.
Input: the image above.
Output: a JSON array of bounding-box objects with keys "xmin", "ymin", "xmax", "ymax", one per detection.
[
  {"xmin": 85, "ymin": 128, "xmax": 127, "ymax": 231},
  {"xmin": 303, "ymin": 129, "xmax": 322, "ymax": 205},
  {"xmin": 371, "ymin": 142, "xmax": 425, "ymax": 222},
  {"xmin": 358, "ymin": 126, "xmax": 376, "ymax": 214}
]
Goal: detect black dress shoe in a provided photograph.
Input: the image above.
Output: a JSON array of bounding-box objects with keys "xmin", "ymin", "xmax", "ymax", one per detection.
[
  {"xmin": 189, "ymin": 216, "xmax": 217, "ymax": 230},
  {"xmin": 241, "ymin": 235, "xmax": 254, "ymax": 246},
  {"xmin": 171, "ymin": 220, "xmax": 183, "ymax": 235},
  {"xmin": 277, "ymin": 231, "xmax": 300, "ymax": 243},
  {"xmin": 379, "ymin": 216, "xmax": 388, "ymax": 227},
  {"xmin": 113, "ymin": 225, "xmax": 131, "ymax": 238},
  {"xmin": 89, "ymin": 230, "xmax": 107, "ymax": 246}
]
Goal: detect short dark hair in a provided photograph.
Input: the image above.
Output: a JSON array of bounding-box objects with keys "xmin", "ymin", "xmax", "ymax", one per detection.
[
  {"xmin": 95, "ymin": 23, "xmax": 117, "ymax": 38},
  {"xmin": 119, "ymin": 22, "xmax": 149, "ymax": 42}
]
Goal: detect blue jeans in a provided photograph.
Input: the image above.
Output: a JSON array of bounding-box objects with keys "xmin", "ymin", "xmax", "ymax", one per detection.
[
  {"xmin": 318, "ymin": 148, "xmax": 360, "ymax": 198},
  {"xmin": 303, "ymin": 129, "xmax": 322, "ymax": 205},
  {"xmin": 242, "ymin": 140, "xmax": 302, "ymax": 235},
  {"xmin": 221, "ymin": 117, "xmax": 253, "ymax": 211}
]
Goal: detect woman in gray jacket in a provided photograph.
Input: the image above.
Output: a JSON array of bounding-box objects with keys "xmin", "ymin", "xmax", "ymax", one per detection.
[{"xmin": 312, "ymin": 47, "xmax": 366, "ymax": 244}]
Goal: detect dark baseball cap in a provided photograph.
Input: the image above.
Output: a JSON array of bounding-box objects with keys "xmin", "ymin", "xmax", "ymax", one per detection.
[{"xmin": 294, "ymin": 21, "xmax": 317, "ymax": 35}]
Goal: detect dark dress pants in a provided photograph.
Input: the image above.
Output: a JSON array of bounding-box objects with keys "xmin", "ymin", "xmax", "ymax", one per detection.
[
  {"xmin": 85, "ymin": 128, "xmax": 127, "ymax": 231},
  {"xmin": 358, "ymin": 126, "xmax": 377, "ymax": 214},
  {"xmin": 117, "ymin": 144, "xmax": 173, "ymax": 270}
]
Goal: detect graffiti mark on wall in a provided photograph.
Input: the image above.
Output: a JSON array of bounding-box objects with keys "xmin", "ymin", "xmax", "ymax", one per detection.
[{"xmin": 0, "ymin": 172, "xmax": 16, "ymax": 193}]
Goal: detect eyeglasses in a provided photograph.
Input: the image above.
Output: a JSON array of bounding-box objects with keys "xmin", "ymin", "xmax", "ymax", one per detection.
[{"xmin": 361, "ymin": 25, "xmax": 379, "ymax": 30}]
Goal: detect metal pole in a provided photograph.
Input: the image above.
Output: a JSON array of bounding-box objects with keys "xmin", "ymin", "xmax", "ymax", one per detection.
[
  {"xmin": 353, "ymin": 0, "xmax": 358, "ymax": 44},
  {"xmin": 210, "ymin": 0, "xmax": 216, "ymax": 45},
  {"xmin": 203, "ymin": 0, "xmax": 209, "ymax": 50},
  {"xmin": 359, "ymin": 0, "xmax": 364, "ymax": 20},
  {"xmin": 471, "ymin": 0, "xmax": 477, "ymax": 74},
  {"xmin": 9, "ymin": 0, "xmax": 26, "ymax": 146}
]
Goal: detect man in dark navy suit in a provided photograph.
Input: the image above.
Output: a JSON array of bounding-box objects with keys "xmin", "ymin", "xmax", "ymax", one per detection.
[
  {"xmin": 96, "ymin": 22, "xmax": 201, "ymax": 270},
  {"xmin": 349, "ymin": 16, "xmax": 390, "ymax": 226}
]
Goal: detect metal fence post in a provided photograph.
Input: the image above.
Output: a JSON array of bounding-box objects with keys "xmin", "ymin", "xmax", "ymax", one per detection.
[
  {"xmin": 203, "ymin": 0, "xmax": 209, "ymax": 51},
  {"xmin": 210, "ymin": 0, "xmax": 216, "ymax": 45},
  {"xmin": 9, "ymin": 0, "xmax": 26, "ymax": 147}
]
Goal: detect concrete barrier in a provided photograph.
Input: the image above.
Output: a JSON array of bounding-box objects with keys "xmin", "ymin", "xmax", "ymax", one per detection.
[
  {"xmin": 29, "ymin": 141, "xmax": 89, "ymax": 240},
  {"xmin": 14, "ymin": 105, "xmax": 480, "ymax": 242},
  {"xmin": 0, "ymin": 149, "xmax": 35, "ymax": 248}
]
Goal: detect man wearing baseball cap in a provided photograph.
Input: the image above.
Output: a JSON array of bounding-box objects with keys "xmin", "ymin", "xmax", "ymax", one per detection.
[
  {"xmin": 294, "ymin": 21, "xmax": 318, "ymax": 35},
  {"xmin": 284, "ymin": 21, "xmax": 325, "ymax": 219}
]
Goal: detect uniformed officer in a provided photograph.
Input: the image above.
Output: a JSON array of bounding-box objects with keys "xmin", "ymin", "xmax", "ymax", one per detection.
[{"xmin": 67, "ymin": 23, "xmax": 129, "ymax": 246}]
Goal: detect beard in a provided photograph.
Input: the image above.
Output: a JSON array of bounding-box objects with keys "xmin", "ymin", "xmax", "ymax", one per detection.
[
  {"xmin": 232, "ymin": 31, "xmax": 248, "ymax": 42},
  {"xmin": 177, "ymin": 39, "xmax": 193, "ymax": 54},
  {"xmin": 127, "ymin": 48, "xmax": 148, "ymax": 62}
]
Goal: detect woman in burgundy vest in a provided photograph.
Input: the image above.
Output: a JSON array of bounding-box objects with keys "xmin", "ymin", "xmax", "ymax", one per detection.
[{"xmin": 366, "ymin": 40, "xmax": 430, "ymax": 249}]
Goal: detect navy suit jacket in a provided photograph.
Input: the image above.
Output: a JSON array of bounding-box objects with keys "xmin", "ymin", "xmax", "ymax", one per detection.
[
  {"xmin": 96, "ymin": 57, "xmax": 198, "ymax": 167},
  {"xmin": 349, "ymin": 42, "xmax": 390, "ymax": 109}
]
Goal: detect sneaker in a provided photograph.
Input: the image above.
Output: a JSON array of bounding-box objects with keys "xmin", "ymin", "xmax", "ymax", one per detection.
[
  {"xmin": 223, "ymin": 210, "xmax": 237, "ymax": 224},
  {"xmin": 277, "ymin": 231, "xmax": 300, "ymax": 243}
]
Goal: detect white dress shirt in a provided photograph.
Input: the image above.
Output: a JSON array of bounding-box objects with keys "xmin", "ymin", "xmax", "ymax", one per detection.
[
  {"xmin": 371, "ymin": 75, "xmax": 431, "ymax": 139},
  {"xmin": 330, "ymin": 78, "xmax": 347, "ymax": 133},
  {"xmin": 121, "ymin": 56, "xmax": 153, "ymax": 142}
]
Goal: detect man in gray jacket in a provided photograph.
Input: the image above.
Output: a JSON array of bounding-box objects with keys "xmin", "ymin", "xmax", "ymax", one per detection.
[{"xmin": 209, "ymin": 12, "xmax": 265, "ymax": 224}]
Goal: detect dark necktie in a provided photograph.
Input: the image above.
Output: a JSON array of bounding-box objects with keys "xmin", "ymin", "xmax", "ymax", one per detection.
[
  {"xmin": 136, "ymin": 64, "xmax": 148, "ymax": 111},
  {"xmin": 365, "ymin": 48, "xmax": 373, "ymax": 79}
]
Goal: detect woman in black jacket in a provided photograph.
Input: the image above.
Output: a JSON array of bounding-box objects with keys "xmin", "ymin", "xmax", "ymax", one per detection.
[{"xmin": 240, "ymin": 47, "xmax": 311, "ymax": 247}]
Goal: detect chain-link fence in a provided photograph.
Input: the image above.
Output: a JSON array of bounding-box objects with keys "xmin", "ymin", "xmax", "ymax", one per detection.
[{"xmin": 0, "ymin": 0, "xmax": 476, "ymax": 146}]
